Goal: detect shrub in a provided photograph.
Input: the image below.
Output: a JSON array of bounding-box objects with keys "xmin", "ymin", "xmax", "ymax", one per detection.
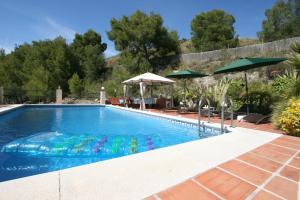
[
  {"xmin": 279, "ymin": 98, "xmax": 300, "ymax": 136},
  {"xmin": 272, "ymin": 100, "xmax": 288, "ymax": 128},
  {"xmin": 68, "ymin": 73, "xmax": 84, "ymax": 97},
  {"xmin": 248, "ymin": 81, "xmax": 275, "ymax": 114},
  {"xmin": 272, "ymin": 69, "xmax": 297, "ymax": 99}
]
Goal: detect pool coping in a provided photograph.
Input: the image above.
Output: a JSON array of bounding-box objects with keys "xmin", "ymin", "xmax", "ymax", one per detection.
[
  {"xmin": 0, "ymin": 104, "xmax": 282, "ymax": 200},
  {"xmin": 106, "ymin": 105, "xmax": 229, "ymax": 132}
]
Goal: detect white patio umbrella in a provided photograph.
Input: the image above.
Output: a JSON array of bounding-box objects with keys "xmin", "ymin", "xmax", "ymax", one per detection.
[
  {"xmin": 123, "ymin": 72, "xmax": 175, "ymax": 85},
  {"xmin": 122, "ymin": 72, "xmax": 175, "ymax": 110}
]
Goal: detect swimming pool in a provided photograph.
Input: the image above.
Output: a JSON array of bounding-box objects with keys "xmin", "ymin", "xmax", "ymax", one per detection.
[{"xmin": 0, "ymin": 105, "xmax": 221, "ymax": 182}]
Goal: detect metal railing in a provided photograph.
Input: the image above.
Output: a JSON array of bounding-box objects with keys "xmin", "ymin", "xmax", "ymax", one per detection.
[
  {"xmin": 220, "ymin": 96, "xmax": 232, "ymax": 134},
  {"xmin": 198, "ymin": 96, "xmax": 231, "ymax": 135},
  {"xmin": 198, "ymin": 97, "xmax": 211, "ymax": 133}
]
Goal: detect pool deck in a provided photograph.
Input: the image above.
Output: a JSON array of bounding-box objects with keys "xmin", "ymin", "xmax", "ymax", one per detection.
[
  {"xmin": 0, "ymin": 104, "xmax": 299, "ymax": 200},
  {"xmin": 146, "ymin": 135, "xmax": 300, "ymax": 200}
]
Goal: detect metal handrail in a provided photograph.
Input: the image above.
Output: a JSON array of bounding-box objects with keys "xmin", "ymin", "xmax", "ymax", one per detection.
[
  {"xmin": 220, "ymin": 95, "xmax": 229, "ymax": 134},
  {"xmin": 229, "ymin": 98, "xmax": 234, "ymax": 127},
  {"xmin": 198, "ymin": 97, "xmax": 211, "ymax": 133},
  {"xmin": 221, "ymin": 98, "xmax": 225, "ymax": 134}
]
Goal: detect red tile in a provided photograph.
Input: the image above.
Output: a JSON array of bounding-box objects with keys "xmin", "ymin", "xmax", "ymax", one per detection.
[
  {"xmin": 279, "ymin": 165, "xmax": 300, "ymax": 182},
  {"xmin": 252, "ymin": 147, "xmax": 290, "ymax": 163},
  {"xmin": 219, "ymin": 160, "xmax": 271, "ymax": 185},
  {"xmin": 238, "ymin": 153, "xmax": 281, "ymax": 172},
  {"xmin": 158, "ymin": 180, "xmax": 219, "ymax": 200},
  {"xmin": 252, "ymin": 190, "xmax": 282, "ymax": 200},
  {"xmin": 195, "ymin": 168, "xmax": 256, "ymax": 199},
  {"xmin": 289, "ymin": 157, "xmax": 300, "ymax": 169},
  {"xmin": 261, "ymin": 143, "xmax": 297, "ymax": 156},
  {"xmin": 271, "ymin": 138, "xmax": 300, "ymax": 150},
  {"xmin": 265, "ymin": 176, "xmax": 298, "ymax": 200},
  {"xmin": 281, "ymin": 135, "xmax": 300, "ymax": 143}
]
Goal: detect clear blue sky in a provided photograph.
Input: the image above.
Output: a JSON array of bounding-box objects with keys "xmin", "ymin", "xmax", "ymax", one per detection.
[{"xmin": 0, "ymin": 0, "xmax": 276, "ymax": 57}]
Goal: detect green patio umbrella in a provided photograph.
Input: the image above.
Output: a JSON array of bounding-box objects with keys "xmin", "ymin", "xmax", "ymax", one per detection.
[
  {"xmin": 214, "ymin": 57, "xmax": 287, "ymax": 114},
  {"xmin": 166, "ymin": 69, "xmax": 208, "ymax": 103}
]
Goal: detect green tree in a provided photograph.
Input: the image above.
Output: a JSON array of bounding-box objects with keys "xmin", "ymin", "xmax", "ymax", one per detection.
[
  {"xmin": 0, "ymin": 37, "xmax": 78, "ymax": 99},
  {"xmin": 21, "ymin": 37, "xmax": 75, "ymax": 92},
  {"xmin": 0, "ymin": 48, "xmax": 5, "ymax": 59},
  {"xmin": 107, "ymin": 10, "xmax": 180, "ymax": 74},
  {"xmin": 0, "ymin": 44, "xmax": 31, "ymax": 89},
  {"xmin": 191, "ymin": 10, "xmax": 238, "ymax": 51},
  {"xmin": 68, "ymin": 73, "xmax": 84, "ymax": 97},
  {"xmin": 22, "ymin": 66, "xmax": 49, "ymax": 102},
  {"xmin": 104, "ymin": 65, "xmax": 130, "ymax": 97},
  {"xmin": 258, "ymin": 0, "xmax": 300, "ymax": 42},
  {"xmin": 71, "ymin": 30, "xmax": 107, "ymax": 83}
]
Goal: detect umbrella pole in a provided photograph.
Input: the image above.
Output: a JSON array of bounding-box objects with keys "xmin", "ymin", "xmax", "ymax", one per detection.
[
  {"xmin": 244, "ymin": 72, "xmax": 249, "ymax": 115},
  {"xmin": 150, "ymin": 83, "xmax": 153, "ymax": 109},
  {"xmin": 184, "ymin": 79, "xmax": 187, "ymax": 106}
]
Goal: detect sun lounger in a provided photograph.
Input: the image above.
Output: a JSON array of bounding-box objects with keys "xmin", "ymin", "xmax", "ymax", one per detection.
[{"xmin": 241, "ymin": 113, "xmax": 271, "ymax": 124}]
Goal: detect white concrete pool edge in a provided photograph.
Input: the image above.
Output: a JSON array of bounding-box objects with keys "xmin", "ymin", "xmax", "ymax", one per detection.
[
  {"xmin": 0, "ymin": 104, "xmax": 281, "ymax": 200},
  {"xmin": 106, "ymin": 105, "xmax": 228, "ymax": 130},
  {"xmin": 0, "ymin": 104, "xmax": 24, "ymax": 114}
]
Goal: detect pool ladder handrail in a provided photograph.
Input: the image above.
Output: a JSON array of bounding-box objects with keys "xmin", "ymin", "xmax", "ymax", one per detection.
[
  {"xmin": 198, "ymin": 97, "xmax": 211, "ymax": 133},
  {"xmin": 229, "ymin": 98, "xmax": 234, "ymax": 128},
  {"xmin": 221, "ymin": 95, "xmax": 231, "ymax": 134}
]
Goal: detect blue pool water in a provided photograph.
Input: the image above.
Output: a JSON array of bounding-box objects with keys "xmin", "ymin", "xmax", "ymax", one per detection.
[{"xmin": 0, "ymin": 106, "xmax": 219, "ymax": 182}]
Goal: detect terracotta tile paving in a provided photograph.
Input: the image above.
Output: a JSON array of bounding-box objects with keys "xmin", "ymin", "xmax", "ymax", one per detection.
[
  {"xmin": 252, "ymin": 190, "xmax": 282, "ymax": 200},
  {"xmin": 279, "ymin": 135, "xmax": 300, "ymax": 143},
  {"xmin": 289, "ymin": 157, "xmax": 300, "ymax": 169},
  {"xmin": 264, "ymin": 176, "xmax": 298, "ymax": 200},
  {"xmin": 271, "ymin": 138, "xmax": 300, "ymax": 150},
  {"xmin": 261, "ymin": 143, "xmax": 297, "ymax": 156},
  {"xmin": 237, "ymin": 153, "xmax": 281, "ymax": 173},
  {"xmin": 279, "ymin": 165, "xmax": 300, "ymax": 182},
  {"xmin": 251, "ymin": 146, "xmax": 291, "ymax": 164},
  {"xmin": 142, "ymin": 109, "xmax": 300, "ymax": 200},
  {"xmin": 194, "ymin": 168, "xmax": 256, "ymax": 199},
  {"xmin": 145, "ymin": 135, "xmax": 300, "ymax": 200},
  {"xmin": 158, "ymin": 180, "xmax": 220, "ymax": 200},
  {"xmin": 219, "ymin": 160, "xmax": 271, "ymax": 185}
]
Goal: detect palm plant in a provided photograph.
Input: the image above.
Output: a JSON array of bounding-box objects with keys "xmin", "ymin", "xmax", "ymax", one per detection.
[
  {"xmin": 288, "ymin": 43, "xmax": 300, "ymax": 76},
  {"xmin": 271, "ymin": 42, "xmax": 300, "ymax": 135},
  {"xmin": 287, "ymin": 42, "xmax": 300, "ymax": 96},
  {"xmin": 203, "ymin": 78, "xmax": 231, "ymax": 110}
]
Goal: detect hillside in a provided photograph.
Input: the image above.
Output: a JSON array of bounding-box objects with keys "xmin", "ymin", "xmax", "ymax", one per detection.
[{"xmin": 179, "ymin": 38, "xmax": 260, "ymax": 54}]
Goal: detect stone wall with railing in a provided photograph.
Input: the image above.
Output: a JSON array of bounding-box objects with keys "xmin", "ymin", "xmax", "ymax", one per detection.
[{"xmin": 180, "ymin": 37, "xmax": 300, "ymax": 65}]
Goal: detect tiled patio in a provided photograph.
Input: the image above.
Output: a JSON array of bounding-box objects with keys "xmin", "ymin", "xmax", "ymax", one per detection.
[{"xmin": 146, "ymin": 135, "xmax": 300, "ymax": 200}]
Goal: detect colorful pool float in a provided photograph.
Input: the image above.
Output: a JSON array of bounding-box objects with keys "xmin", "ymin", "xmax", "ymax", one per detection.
[
  {"xmin": 130, "ymin": 137, "xmax": 138, "ymax": 153},
  {"xmin": 146, "ymin": 136, "xmax": 154, "ymax": 150},
  {"xmin": 92, "ymin": 136, "xmax": 108, "ymax": 153},
  {"xmin": 51, "ymin": 136, "xmax": 78, "ymax": 153},
  {"xmin": 72, "ymin": 136, "xmax": 95, "ymax": 153},
  {"xmin": 111, "ymin": 137, "xmax": 122, "ymax": 153}
]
